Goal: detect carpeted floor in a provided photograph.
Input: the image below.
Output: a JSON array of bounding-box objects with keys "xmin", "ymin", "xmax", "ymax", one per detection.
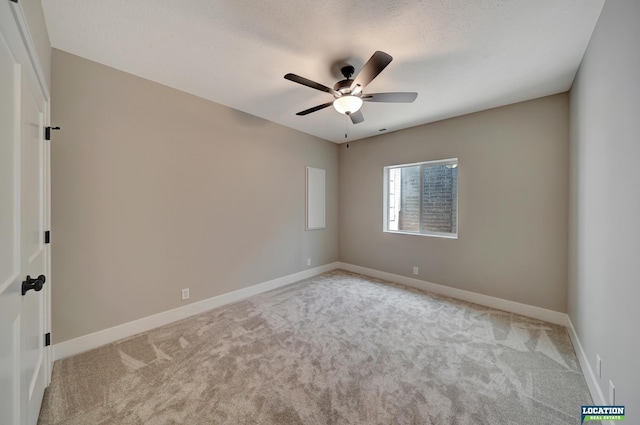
[{"xmin": 38, "ymin": 270, "xmax": 594, "ymax": 424}]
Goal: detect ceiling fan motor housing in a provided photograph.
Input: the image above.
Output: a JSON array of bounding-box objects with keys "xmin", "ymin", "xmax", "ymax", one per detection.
[{"xmin": 334, "ymin": 79, "xmax": 356, "ymax": 96}]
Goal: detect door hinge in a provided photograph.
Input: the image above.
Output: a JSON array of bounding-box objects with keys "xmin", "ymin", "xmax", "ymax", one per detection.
[
  {"xmin": 44, "ymin": 126, "xmax": 60, "ymax": 141},
  {"xmin": 44, "ymin": 230, "xmax": 50, "ymax": 244},
  {"xmin": 45, "ymin": 333, "xmax": 51, "ymax": 347}
]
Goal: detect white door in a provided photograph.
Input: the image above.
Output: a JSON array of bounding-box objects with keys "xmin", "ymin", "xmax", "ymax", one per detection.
[
  {"xmin": 19, "ymin": 52, "xmax": 49, "ymax": 425},
  {"xmin": 1, "ymin": 2, "xmax": 51, "ymax": 424}
]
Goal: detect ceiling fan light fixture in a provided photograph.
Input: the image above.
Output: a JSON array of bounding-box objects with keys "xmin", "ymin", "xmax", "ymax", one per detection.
[{"xmin": 333, "ymin": 95, "xmax": 363, "ymax": 115}]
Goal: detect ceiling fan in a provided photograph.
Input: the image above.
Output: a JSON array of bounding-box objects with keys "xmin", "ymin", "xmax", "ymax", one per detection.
[{"xmin": 284, "ymin": 51, "xmax": 418, "ymax": 124}]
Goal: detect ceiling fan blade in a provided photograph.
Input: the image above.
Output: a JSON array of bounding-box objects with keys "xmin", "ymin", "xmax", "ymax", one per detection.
[
  {"xmin": 296, "ymin": 102, "xmax": 334, "ymax": 116},
  {"xmin": 350, "ymin": 51, "xmax": 393, "ymax": 92},
  {"xmin": 349, "ymin": 110, "xmax": 364, "ymax": 124},
  {"xmin": 362, "ymin": 92, "xmax": 418, "ymax": 103},
  {"xmin": 285, "ymin": 73, "xmax": 339, "ymax": 96}
]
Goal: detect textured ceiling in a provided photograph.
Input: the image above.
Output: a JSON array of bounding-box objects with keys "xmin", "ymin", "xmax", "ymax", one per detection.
[{"xmin": 42, "ymin": 0, "xmax": 604, "ymax": 143}]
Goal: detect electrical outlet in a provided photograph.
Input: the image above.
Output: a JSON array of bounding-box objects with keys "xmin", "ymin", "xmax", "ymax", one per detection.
[
  {"xmin": 413, "ymin": 266, "xmax": 419, "ymax": 275},
  {"xmin": 596, "ymin": 355, "xmax": 602, "ymax": 378},
  {"xmin": 609, "ymin": 381, "xmax": 615, "ymax": 404},
  {"xmin": 181, "ymin": 288, "xmax": 189, "ymax": 300},
  {"xmin": 307, "ymin": 258, "xmax": 311, "ymax": 266}
]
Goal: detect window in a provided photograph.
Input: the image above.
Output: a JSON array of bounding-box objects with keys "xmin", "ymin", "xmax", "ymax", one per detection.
[{"xmin": 383, "ymin": 158, "xmax": 458, "ymax": 238}]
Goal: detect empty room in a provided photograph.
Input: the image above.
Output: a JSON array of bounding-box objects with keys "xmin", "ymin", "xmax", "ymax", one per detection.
[{"xmin": 1, "ymin": 0, "xmax": 639, "ymax": 424}]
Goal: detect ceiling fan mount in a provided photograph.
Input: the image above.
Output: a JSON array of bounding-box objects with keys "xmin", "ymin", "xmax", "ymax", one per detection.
[
  {"xmin": 284, "ymin": 51, "xmax": 418, "ymax": 124},
  {"xmin": 340, "ymin": 65, "xmax": 355, "ymax": 80}
]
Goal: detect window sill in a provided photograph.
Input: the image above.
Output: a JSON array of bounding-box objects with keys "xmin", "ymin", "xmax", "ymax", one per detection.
[{"xmin": 383, "ymin": 230, "xmax": 458, "ymax": 239}]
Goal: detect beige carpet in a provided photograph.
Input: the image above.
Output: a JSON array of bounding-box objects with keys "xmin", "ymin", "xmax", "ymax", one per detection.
[{"xmin": 39, "ymin": 270, "xmax": 594, "ymax": 424}]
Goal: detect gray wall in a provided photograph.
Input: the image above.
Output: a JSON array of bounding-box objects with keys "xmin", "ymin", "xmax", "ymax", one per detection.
[
  {"xmin": 51, "ymin": 50, "xmax": 339, "ymax": 343},
  {"xmin": 340, "ymin": 94, "xmax": 569, "ymax": 312},
  {"xmin": 569, "ymin": 0, "xmax": 640, "ymax": 409}
]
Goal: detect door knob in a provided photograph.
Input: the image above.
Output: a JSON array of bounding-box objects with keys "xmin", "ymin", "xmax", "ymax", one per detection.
[{"xmin": 22, "ymin": 275, "xmax": 46, "ymax": 296}]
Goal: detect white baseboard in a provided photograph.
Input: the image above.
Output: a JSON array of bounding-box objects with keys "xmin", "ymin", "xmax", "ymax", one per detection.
[
  {"xmin": 337, "ymin": 262, "xmax": 567, "ymax": 325},
  {"xmin": 566, "ymin": 317, "xmax": 606, "ymax": 405},
  {"xmin": 53, "ymin": 262, "xmax": 340, "ymax": 360}
]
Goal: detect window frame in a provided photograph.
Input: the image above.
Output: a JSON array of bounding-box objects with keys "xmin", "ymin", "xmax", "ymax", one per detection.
[{"xmin": 383, "ymin": 157, "xmax": 459, "ymax": 239}]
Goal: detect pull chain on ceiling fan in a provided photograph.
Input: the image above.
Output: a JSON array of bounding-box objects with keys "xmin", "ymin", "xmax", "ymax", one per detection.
[{"xmin": 284, "ymin": 51, "xmax": 418, "ymax": 125}]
